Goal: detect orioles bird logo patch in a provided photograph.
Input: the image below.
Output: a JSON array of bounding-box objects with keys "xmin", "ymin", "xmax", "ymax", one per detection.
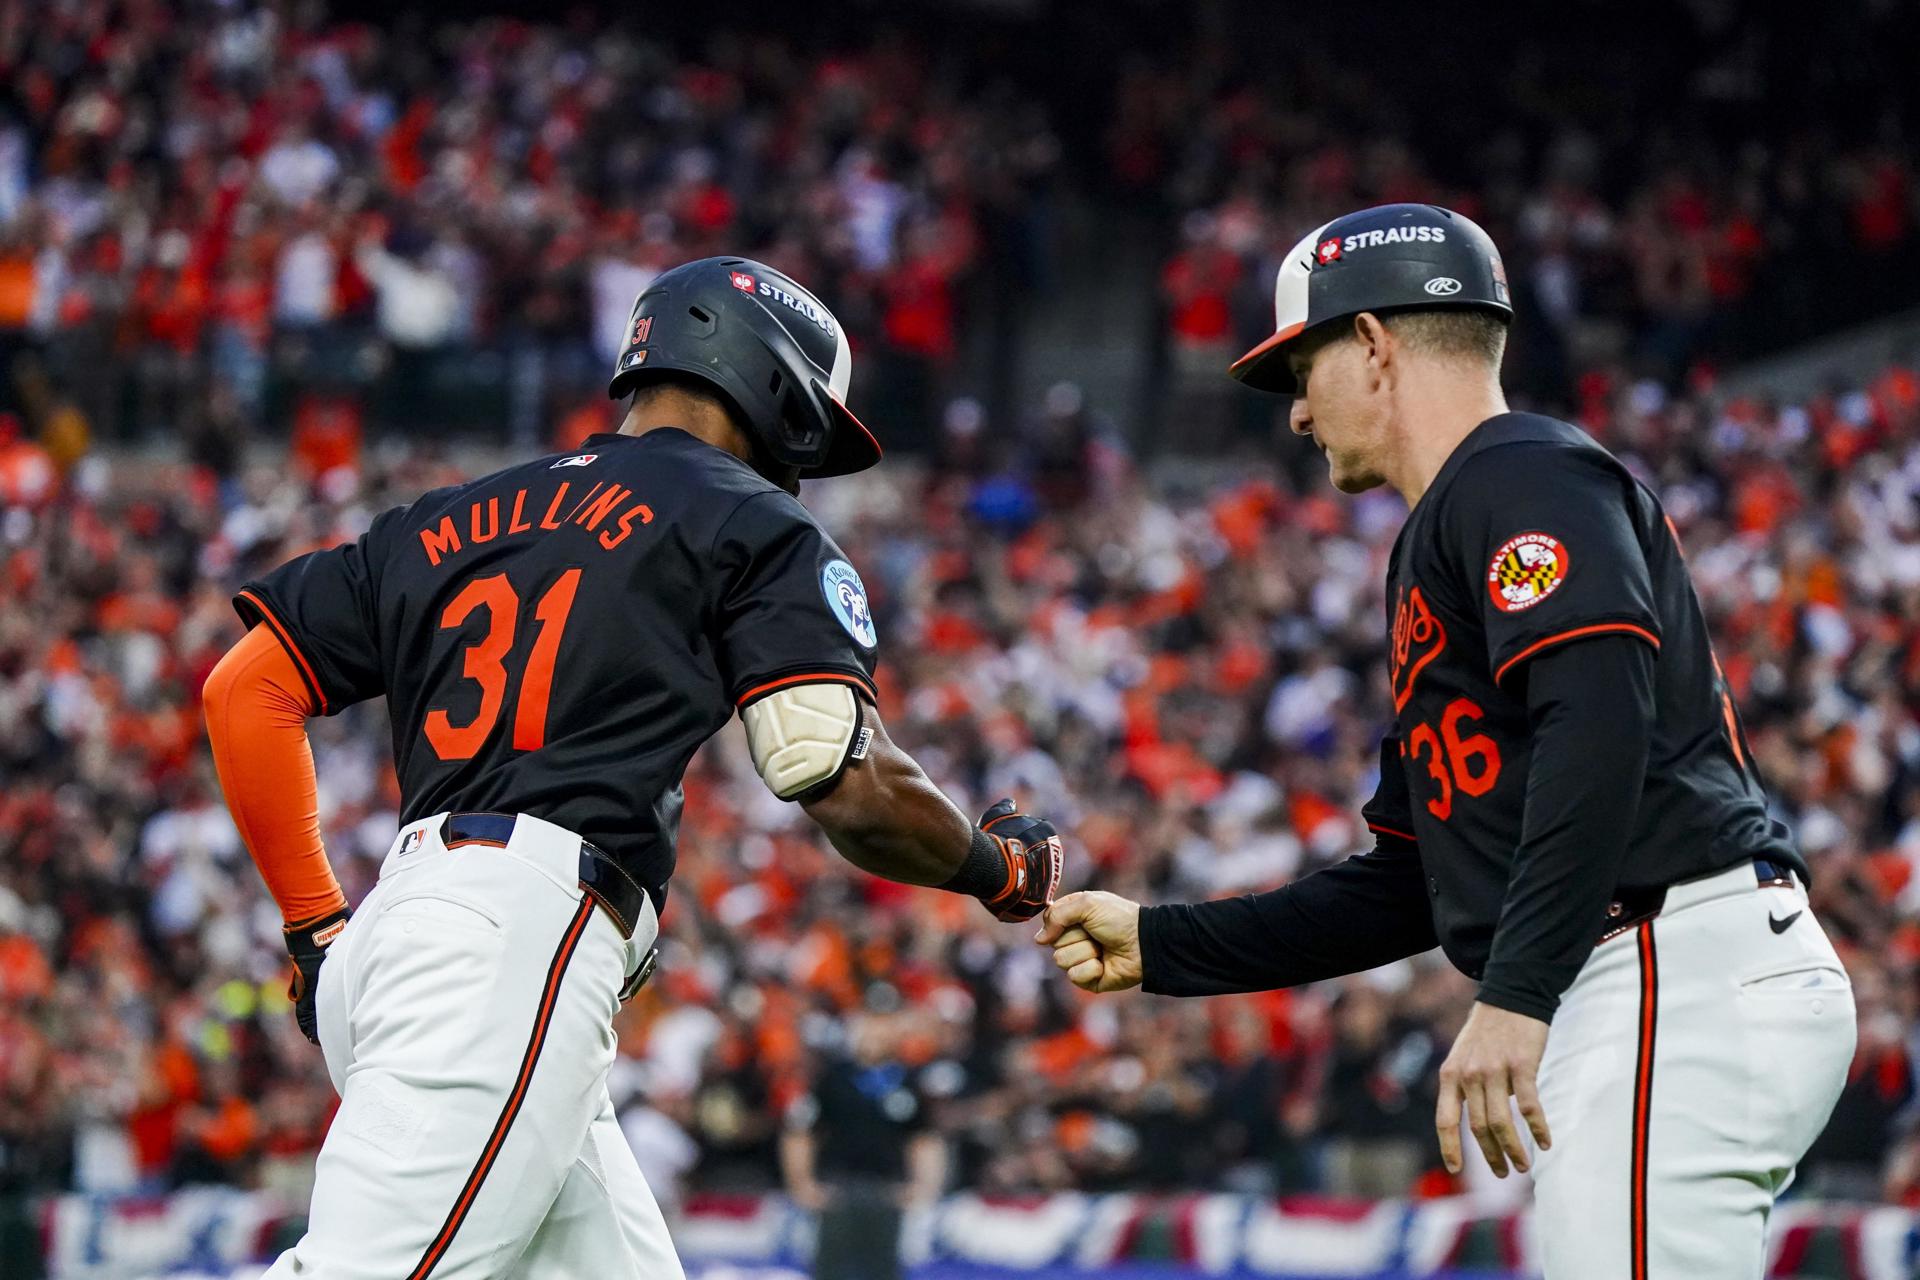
[{"xmin": 1487, "ymin": 532, "xmax": 1569, "ymax": 613}]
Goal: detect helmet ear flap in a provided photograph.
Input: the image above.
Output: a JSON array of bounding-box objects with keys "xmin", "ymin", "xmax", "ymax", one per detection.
[
  {"xmin": 742, "ymin": 334, "xmax": 831, "ymax": 470},
  {"xmin": 809, "ymin": 380, "xmax": 882, "ymax": 478},
  {"xmin": 771, "ymin": 385, "xmax": 829, "ymax": 462}
]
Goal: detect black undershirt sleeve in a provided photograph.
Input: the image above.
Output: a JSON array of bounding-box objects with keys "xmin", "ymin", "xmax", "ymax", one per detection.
[
  {"xmin": 1475, "ymin": 633, "xmax": 1655, "ymax": 1022},
  {"xmin": 1137, "ymin": 832, "xmax": 1437, "ymax": 997}
]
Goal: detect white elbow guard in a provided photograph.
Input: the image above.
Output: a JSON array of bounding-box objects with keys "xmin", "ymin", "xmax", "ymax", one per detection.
[{"xmin": 742, "ymin": 682, "xmax": 871, "ymax": 801}]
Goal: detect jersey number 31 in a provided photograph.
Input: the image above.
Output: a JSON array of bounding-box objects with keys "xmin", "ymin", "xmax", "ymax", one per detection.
[{"xmin": 426, "ymin": 568, "xmax": 582, "ymax": 760}]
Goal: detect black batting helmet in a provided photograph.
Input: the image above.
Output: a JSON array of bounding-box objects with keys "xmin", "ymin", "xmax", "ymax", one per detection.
[
  {"xmin": 607, "ymin": 256, "xmax": 881, "ymax": 478},
  {"xmin": 1230, "ymin": 204, "xmax": 1512, "ymax": 394}
]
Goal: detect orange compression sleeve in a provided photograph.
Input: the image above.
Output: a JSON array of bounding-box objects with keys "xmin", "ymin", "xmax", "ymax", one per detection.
[{"xmin": 202, "ymin": 625, "xmax": 348, "ymax": 925}]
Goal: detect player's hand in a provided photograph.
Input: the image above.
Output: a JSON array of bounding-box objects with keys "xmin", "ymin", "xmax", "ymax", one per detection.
[
  {"xmin": 1435, "ymin": 1001, "xmax": 1552, "ymax": 1178},
  {"xmin": 283, "ymin": 908, "xmax": 350, "ymax": 1045},
  {"xmin": 1035, "ymin": 891, "xmax": 1143, "ymax": 992},
  {"xmin": 976, "ymin": 798, "xmax": 1064, "ymax": 922}
]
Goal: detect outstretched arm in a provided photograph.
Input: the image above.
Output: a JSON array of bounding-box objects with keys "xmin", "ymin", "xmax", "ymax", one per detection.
[
  {"xmin": 711, "ymin": 494, "xmax": 1060, "ymax": 921},
  {"xmin": 800, "ymin": 709, "xmax": 975, "ymax": 885},
  {"xmin": 1040, "ymin": 726, "xmax": 1433, "ymax": 995},
  {"xmin": 1037, "ymin": 833, "xmax": 1436, "ymax": 995},
  {"xmin": 787, "ymin": 703, "xmax": 1061, "ymax": 921},
  {"xmin": 1141, "ymin": 832, "xmax": 1437, "ymax": 994}
]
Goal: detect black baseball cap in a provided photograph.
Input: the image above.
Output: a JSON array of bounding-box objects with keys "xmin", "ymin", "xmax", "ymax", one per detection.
[{"xmin": 1230, "ymin": 204, "xmax": 1513, "ymax": 395}]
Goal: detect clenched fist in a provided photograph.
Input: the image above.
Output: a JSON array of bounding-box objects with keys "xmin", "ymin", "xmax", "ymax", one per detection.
[
  {"xmin": 976, "ymin": 798, "xmax": 1064, "ymax": 922},
  {"xmin": 1034, "ymin": 891, "xmax": 1144, "ymax": 992}
]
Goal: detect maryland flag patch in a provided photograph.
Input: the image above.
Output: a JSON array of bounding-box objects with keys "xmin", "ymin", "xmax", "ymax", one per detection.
[{"xmin": 1487, "ymin": 532, "xmax": 1570, "ymax": 614}]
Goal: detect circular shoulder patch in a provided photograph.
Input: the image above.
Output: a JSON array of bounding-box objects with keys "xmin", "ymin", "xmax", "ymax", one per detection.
[
  {"xmin": 821, "ymin": 559, "xmax": 877, "ymax": 648},
  {"xmin": 1486, "ymin": 532, "xmax": 1571, "ymax": 614}
]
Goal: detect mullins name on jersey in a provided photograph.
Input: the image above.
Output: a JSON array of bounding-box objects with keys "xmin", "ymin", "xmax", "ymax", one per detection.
[{"xmin": 417, "ymin": 480, "xmax": 656, "ymax": 568}]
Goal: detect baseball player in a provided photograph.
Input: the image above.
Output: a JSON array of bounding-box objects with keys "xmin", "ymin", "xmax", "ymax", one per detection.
[
  {"xmin": 202, "ymin": 256, "xmax": 1063, "ymax": 1278},
  {"xmin": 1037, "ymin": 206, "xmax": 1855, "ymax": 1278}
]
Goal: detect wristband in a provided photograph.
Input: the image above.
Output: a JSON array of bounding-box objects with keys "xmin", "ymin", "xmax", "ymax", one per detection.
[{"xmin": 937, "ymin": 827, "xmax": 1013, "ymax": 901}]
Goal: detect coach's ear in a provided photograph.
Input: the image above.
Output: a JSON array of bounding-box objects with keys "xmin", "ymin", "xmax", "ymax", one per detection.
[{"xmin": 1353, "ymin": 311, "xmax": 1394, "ymax": 391}]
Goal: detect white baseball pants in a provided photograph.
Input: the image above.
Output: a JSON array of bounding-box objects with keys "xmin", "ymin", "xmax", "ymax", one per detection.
[
  {"xmin": 263, "ymin": 813, "xmax": 681, "ymax": 1279},
  {"xmin": 1528, "ymin": 860, "xmax": 1855, "ymax": 1279}
]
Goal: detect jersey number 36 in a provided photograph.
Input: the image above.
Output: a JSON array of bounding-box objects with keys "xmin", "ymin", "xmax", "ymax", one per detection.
[{"xmin": 1404, "ymin": 698, "xmax": 1502, "ymax": 821}]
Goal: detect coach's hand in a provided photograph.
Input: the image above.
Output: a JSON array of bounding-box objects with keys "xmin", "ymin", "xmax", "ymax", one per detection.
[
  {"xmin": 976, "ymin": 798, "xmax": 1064, "ymax": 922},
  {"xmin": 1035, "ymin": 892, "xmax": 1144, "ymax": 992},
  {"xmin": 284, "ymin": 908, "xmax": 350, "ymax": 1045},
  {"xmin": 1435, "ymin": 1002, "xmax": 1552, "ymax": 1178}
]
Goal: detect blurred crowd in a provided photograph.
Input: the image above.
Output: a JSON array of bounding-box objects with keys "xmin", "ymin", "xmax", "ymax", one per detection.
[
  {"xmin": 3, "ymin": 0, "xmax": 1920, "ymax": 1235},
  {"xmin": 2, "ymin": 0, "xmax": 1916, "ymax": 463},
  {"xmin": 6, "ymin": 356, "xmax": 1920, "ymax": 1213},
  {"xmin": 0, "ymin": 0, "xmax": 1057, "ymax": 451},
  {"xmin": 1148, "ymin": 1, "xmax": 1919, "ymax": 433}
]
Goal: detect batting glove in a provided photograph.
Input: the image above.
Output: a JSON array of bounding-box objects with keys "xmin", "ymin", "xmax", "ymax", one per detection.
[
  {"xmin": 284, "ymin": 907, "xmax": 350, "ymax": 1045},
  {"xmin": 976, "ymin": 798, "xmax": 1065, "ymax": 923}
]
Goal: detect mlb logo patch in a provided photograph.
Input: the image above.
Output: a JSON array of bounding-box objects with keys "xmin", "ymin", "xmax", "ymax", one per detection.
[
  {"xmin": 399, "ymin": 829, "xmax": 425, "ymax": 856},
  {"xmin": 730, "ymin": 271, "xmax": 756, "ymax": 292},
  {"xmin": 551, "ymin": 453, "xmax": 599, "ymax": 469},
  {"xmin": 623, "ymin": 350, "xmax": 648, "ymax": 369}
]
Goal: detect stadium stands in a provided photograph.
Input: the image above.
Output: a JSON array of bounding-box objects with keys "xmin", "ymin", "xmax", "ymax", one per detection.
[
  {"xmin": 2, "ymin": 3, "xmax": 1920, "ymax": 1274},
  {"xmin": 5, "ymin": 357, "xmax": 1920, "ymax": 1215}
]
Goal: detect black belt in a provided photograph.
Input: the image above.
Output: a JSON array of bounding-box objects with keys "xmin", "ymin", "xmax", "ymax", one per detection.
[
  {"xmin": 440, "ymin": 812, "xmax": 659, "ymax": 999},
  {"xmin": 1597, "ymin": 857, "xmax": 1799, "ymax": 944}
]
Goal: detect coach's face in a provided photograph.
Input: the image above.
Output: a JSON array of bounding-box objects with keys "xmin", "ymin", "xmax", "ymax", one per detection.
[{"xmin": 1286, "ymin": 318, "xmax": 1391, "ymax": 494}]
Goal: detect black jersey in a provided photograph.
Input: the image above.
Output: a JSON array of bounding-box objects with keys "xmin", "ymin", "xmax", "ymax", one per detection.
[
  {"xmin": 233, "ymin": 429, "xmax": 880, "ymax": 908},
  {"xmin": 1137, "ymin": 411, "xmax": 1804, "ymax": 1011},
  {"xmin": 1361, "ymin": 412, "xmax": 1800, "ymax": 982}
]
